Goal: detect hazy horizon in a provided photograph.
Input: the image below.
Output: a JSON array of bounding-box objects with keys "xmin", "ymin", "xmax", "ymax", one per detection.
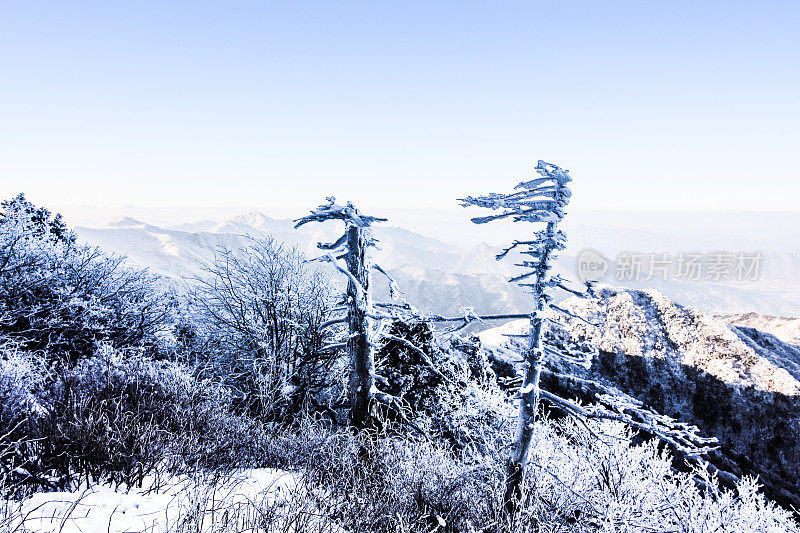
[{"xmin": 43, "ymin": 201, "xmax": 800, "ymax": 252}]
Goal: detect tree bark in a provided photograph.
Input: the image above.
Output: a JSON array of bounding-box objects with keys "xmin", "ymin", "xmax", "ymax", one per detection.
[{"xmin": 345, "ymin": 224, "xmax": 375, "ymax": 430}]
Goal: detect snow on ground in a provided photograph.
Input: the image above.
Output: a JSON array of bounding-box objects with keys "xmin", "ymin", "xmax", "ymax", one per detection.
[
  {"xmin": 477, "ymin": 318, "xmax": 528, "ymax": 350},
  {"xmin": 6, "ymin": 468, "xmax": 325, "ymax": 533}
]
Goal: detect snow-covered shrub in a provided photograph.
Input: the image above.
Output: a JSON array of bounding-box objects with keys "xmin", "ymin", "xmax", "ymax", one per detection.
[
  {"xmin": 0, "ymin": 346, "xmax": 272, "ymax": 496},
  {"xmin": 0, "ymin": 347, "xmax": 47, "ymax": 428},
  {"xmin": 373, "ymin": 325, "xmax": 514, "ymax": 456},
  {"xmin": 192, "ymin": 237, "xmax": 335, "ymax": 419},
  {"xmin": 376, "ymin": 322, "xmax": 455, "ymax": 413},
  {"xmin": 0, "ymin": 347, "xmax": 49, "ymax": 494},
  {"xmin": 427, "ymin": 375, "xmax": 516, "ymax": 459},
  {"xmin": 243, "ymin": 380, "xmax": 797, "ymax": 533},
  {"xmin": 0, "ymin": 195, "xmax": 175, "ymax": 363},
  {"xmin": 512, "ymin": 417, "xmax": 799, "ymax": 533},
  {"xmin": 290, "ymin": 426, "xmax": 497, "ymax": 533},
  {"xmin": 290, "ymin": 417, "xmax": 798, "ymax": 532}
]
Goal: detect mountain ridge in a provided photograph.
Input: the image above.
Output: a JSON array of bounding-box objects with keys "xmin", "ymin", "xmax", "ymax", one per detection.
[{"xmin": 74, "ymin": 212, "xmax": 800, "ymax": 318}]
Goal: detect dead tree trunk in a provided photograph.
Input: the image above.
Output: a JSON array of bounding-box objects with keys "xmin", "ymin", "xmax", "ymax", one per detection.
[
  {"xmin": 344, "ymin": 224, "xmax": 375, "ymax": 430},
  {"xmin": 504, "ymin": 305, "xmax": 543, "ymax": 515},
  {"xmin": 503, "ymin": 220, "xmax": 556, "ymax": 520}
]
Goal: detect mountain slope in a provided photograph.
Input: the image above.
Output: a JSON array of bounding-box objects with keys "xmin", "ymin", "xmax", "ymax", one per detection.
[
  {"xmin": 76, "ymin": 214, "xmax": 533, "ymax": 315},
  {"xmin": 719, "ymin": 312, "xmax": 800, "ymax": 345},
  {"xmin": 374, "ymin": 266, "xmax": 530, "ymax": 317},
  {"xmin": 479, "ymin": 287, "xmax": 800, "ymax": 509}
]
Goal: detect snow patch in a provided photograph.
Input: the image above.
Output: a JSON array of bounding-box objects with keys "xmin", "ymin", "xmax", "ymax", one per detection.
[
  {"xmin": 478, "ymin": 319, "xmax": 528, "ymax": 349},
  {"xmin": 152, "ymin": 232, "xmax": 180, "ymax": 257},
  {"xmin": 8, "ymin": 469, "xmax": 318, "ymax": 533}
]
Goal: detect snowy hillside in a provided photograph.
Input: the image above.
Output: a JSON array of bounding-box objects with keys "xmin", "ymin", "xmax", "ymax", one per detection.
[
  {"xmin": 481, "ymin": 288, "xmax": 800, "ymax": 396},
  {"xmin": 479, "ymin": 287, "xmax": 800, "ymax": 509},
  {"xmin": 719, "ymin": 312, "xmax": 800, "ymax": 345}
]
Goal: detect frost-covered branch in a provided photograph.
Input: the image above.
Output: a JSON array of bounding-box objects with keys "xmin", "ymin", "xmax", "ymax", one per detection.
[
  {"xmin": 315, "ymin": 253, "xmax": 365, "ymax": 299},
  {"xmin": 537, "ymin": 389, "xmax": 717, "ymax": 458},
  {"xmin": 317, "ymin": 233, "xmax": 347, "ymax": 251},
  {"xmin": 319, "ymin": 316, "xmax": 347, "ymax": 330},
  {"xmin": 549, "ymin": 304, "xmax": 601, "ymax": 326},
  {"xmin": 372, "ymin": 263, "xmax": 406, "ymax": 302},
  {"xmin": 294, "ymin": 197, "xmax": 387, "ymax": 229}
]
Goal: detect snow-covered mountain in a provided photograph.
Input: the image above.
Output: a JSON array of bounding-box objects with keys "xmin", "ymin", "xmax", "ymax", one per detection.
[
  {"xmin": 718, "ymin": 312, "xmax": 800, "ymax": 346},
  {"xmin": 479, "ymin": 287, "xmax": 800, "ymax": 510},
  {"xmin": 75, "ymin": 211, "xmax": 800, "ymax": 318},
  {"xmin": 75, "ymin": 213, "xmax": 534, "ymax": 316}
]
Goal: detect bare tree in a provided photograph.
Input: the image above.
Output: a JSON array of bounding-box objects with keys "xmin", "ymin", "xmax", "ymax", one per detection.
[{"xmin": 192, "ymin": 237, "xmax": 334, "ymax": 416}]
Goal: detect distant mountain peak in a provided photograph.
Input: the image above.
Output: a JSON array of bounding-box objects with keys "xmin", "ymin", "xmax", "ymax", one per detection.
[
  {"xmin": 209, "ymin": 211, "xmax": 299, "ymax": 236},
  {"xmin": 105, "ymin": 216, "xmax": 147, "ymax": 228},
  {"xmin": 228, "ymin": 211, "xmax": 276, "ymax": 228}
]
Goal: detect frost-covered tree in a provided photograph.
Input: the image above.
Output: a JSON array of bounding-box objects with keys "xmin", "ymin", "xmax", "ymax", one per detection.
[
  {"xmin": 0, "ymin": 195, "xmax": 173, "ymax": 362},
  {"xmin": 0, "ymin": 193, "xmax": 75, "ymax": 245},
  {"xmin": 191, "ymin": 237, "xmax": 334, "ymax": 417},
  {"xmin": 295, "ymin": 198, "xmax": 428, "ymax": 430},
  {"xmin": 460, "ymin": 160, "xmax": 576, "ymax": 517},
  {"xmin": 460, "ymin": 161, "xmax": 718, "ymax": 522}
]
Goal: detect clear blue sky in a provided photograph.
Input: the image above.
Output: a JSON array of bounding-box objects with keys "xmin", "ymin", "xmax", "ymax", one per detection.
[{"xmin": 1, "ymin": 1, "xmax": 798, "ymax": 212}]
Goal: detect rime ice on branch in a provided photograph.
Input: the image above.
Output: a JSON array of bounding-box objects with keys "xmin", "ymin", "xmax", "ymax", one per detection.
[{"xmin": 460, "ymin": 161, "xmax": 718, "ymax": 522}]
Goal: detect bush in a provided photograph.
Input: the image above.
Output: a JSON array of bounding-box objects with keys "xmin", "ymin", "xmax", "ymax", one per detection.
[
  {"xmin": 0, "ymin": 194, "xmax": 175, "ymax": 363},
  {"xmin": 191, "ymin": 237, "xmax": 336, "ymax": 419},
  {"xmin": 0, "ymin": 346, "xmax": 271, "ymax": 496},
  {"xmin": 375, "ymin": 323, "xmax": 514, "ymax": 455},
  {"xmin": 1, "ymin": 343, "xmax": 796, "ymax": 532},
  {"xmin": 284, "ymin": 417, "xmax": 799, "ymax": 533},
  {"xmin": 0, "ymin": 193, "xmax": 74, "ymax": 246}
]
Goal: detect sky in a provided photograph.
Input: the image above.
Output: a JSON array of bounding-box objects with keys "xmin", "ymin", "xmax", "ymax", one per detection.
[{"xmin": 1, "ymin": 1, "xmax": 798, "ymax": 215}]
